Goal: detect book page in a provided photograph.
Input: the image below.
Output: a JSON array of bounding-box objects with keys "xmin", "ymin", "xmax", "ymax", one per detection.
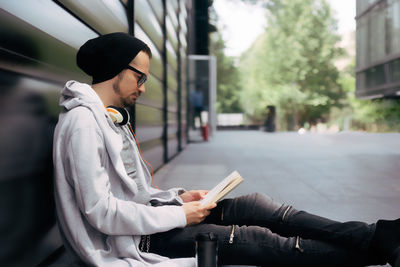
[
  {"xmin": 212, "ymin": 177, "xmax": 243, "ymax": 204},
  {"xmin": 200, "ymin": 171, "xmax": 243, "ymax": 206}
]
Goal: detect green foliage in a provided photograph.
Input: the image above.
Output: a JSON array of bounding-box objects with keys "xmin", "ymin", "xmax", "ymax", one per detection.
[
  {"xmin": 210, "ymin": 31, "xmax": 243, "ymax": 113},
  {"xmin": 331, "ymin": 59, "xmax": 400, "ymax": 132},
  {"xmin": 239, "ymin": 0, "xmax": 345, "ymax": 130},
  {"xmin": 239, "ymin": 0, "xmax": 400, "ymax": 132}
]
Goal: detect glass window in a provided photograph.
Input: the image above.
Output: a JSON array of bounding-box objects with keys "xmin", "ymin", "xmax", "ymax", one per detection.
[
  {"xmin": 390, "ymin": 58, "xmax": 400, "ymax": 82},
  {"xmin": 356, "ymin": 15, "xmax": 369, "ymax": 69},
  {"xmin": 369, "ymin": 5, "xmax": 386, "ymax": 63},
  {"xmin": 366, "ymin": 64, "xmax": 386, "ymax": 88},
  {"xmin": 386, "ymin": 0, "xmax": 400, "ymax": 55}
]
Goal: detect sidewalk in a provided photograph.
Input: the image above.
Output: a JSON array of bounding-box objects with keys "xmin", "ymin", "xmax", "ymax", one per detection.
[{"xmin": 155, "ymin": 130, "xmax": 400, "ymax": 266}]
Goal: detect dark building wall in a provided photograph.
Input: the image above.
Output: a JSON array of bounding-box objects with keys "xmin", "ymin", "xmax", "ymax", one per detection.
[
  {"xmin": 356, "ymin": 0, "xmax": 400, "ymax": 99},
  {"xmin": 134, "ymin": 0, "xmax": 191, "ymax": 164},
  {"xmin": 195, "ymin": 0, "xmax": 211, "ymax": 55},
  {"xmin": 0, "ymin": 0, "xmax": 195, "ymax": 265}
]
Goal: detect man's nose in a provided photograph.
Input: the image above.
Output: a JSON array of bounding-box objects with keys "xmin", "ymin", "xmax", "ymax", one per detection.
[{"xmin": 138, "ymin": 84, "xmax": 146, "ymax": 94}]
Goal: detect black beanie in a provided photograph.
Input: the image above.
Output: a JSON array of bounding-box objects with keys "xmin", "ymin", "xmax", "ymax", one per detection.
[{"xmin": 76, "ymin": 32, "xmax": 148, "ymax": 84}]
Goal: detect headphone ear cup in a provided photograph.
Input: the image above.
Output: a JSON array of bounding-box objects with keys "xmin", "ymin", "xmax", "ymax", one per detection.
[
  {"xmin": 118, "ymin": 107, "xmax": 130, "ymax": 125},
  {"xmin": 106, "ymin": 106, "xmax": 130, "ymax": 126}
]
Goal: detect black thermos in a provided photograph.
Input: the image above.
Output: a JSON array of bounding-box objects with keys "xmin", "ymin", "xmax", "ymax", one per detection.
[{"xmin": 195, "ymin": 233, "xmax": 218, "ymax": 267}]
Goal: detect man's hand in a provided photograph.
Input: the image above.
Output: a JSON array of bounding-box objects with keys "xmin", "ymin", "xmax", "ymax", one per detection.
[
  {"xmin": 179, "ymin": 190, "xmax": 209, "ymax": 202},
  {"xmin": 182, "ymin": 201, "xmax": 217, "ymax": 225}
]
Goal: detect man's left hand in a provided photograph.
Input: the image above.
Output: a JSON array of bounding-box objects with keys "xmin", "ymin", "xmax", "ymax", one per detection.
[{"xmin": 179, "ymin": 190, "xmax": 208, "ymax": 202}]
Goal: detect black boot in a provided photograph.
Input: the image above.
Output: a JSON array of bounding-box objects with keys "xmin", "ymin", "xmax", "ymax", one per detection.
[
  {"xmin": 371, "ymin": 219, "xmax": 400, "ymax": 267},
  {"xmin": 391, "ymin": 247, "xmax": 400, "ymax": 267}
]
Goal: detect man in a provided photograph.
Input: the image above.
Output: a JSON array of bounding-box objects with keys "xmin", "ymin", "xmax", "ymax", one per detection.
[
  {"xmin": 53, "ymin": 32, "xmax": 400, "ymax": 266},
  {"xmin": 190, "ymin": 87, "xmax": 204, "ymax": 128}
]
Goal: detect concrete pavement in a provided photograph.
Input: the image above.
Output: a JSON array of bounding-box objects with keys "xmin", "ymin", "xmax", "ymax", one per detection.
[{"xmin": 155, "ymin": 130, "xmax": 400, "ymax": 266}]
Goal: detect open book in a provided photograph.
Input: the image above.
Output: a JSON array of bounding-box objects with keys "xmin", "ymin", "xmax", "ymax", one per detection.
[{"xmin": 200, "ymin": 171, "xmax": 244, "ymax": 206}]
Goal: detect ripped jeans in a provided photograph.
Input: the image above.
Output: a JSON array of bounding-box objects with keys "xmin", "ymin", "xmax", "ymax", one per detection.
[{"xmin": 147, "ymin": 193, "xmax": 382, "ymax": 266}]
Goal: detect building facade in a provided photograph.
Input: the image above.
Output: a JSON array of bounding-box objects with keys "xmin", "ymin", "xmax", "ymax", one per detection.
[
  {"xmin": 0, "ymin": 0, "xmax": 210, "ymax": 265},
  {"xmin": 356, "ymin": 0, "xmax": 400, "ymax": 99}
]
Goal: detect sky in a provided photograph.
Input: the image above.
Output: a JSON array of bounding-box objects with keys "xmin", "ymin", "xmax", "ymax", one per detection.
[{"xmin": 213, "ymin": 0, "xmax": 356, "ymax": 57}]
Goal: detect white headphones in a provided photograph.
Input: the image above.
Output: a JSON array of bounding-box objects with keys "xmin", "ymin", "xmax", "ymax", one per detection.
[{"xmin": 106, "ymin": 106, "xmax": 130, "ymax": 126}]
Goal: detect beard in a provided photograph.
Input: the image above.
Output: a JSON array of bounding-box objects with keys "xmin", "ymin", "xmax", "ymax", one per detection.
[{"xmin": 112, "ymin": 78, "xmax": 136, "ymax": 108}]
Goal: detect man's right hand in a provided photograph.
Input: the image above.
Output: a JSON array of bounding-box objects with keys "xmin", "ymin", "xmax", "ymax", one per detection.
[{"xmin": 182, "ymin": 201, "xmax": 217, "ymax": 225}]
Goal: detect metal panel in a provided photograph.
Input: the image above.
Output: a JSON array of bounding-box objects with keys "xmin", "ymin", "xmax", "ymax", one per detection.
[
  {"xmin": 135, "ymin": 0, "xmax": 164, "ymax": 51},
  {"xmin": 142, "ymin": 143, "xmax": 164, "ymax": 172},
  {"xmin": 180, "ymin": 72, "xmax": 188, "ymax": 147},
  {"xmin": 180, "ymin": 50, "xmax": 188, "ymax": 108},
  {"xmin": 148, "ymin": 0, "xmax": 164, "ymax": 24},
  {"xmin": 179, "ymin": 15, "xmax": 188, "ymax": 36},
  {"xmin": 0, "ymin": 44, "xmax": 87, "ymax": 85},
  {"xmin": 136, "ymin": 74, "xmax": 163, "ymax": 109},
  {"xmin": 134, "ymin": 1, "xmax": 166, "ymax": 163},
  {"xmin": 134, "ymin": 127, "xmax": 164, "ymax": 171},
  {"xmin": 135, "ymin": 103, "xmax": 164, "ymax": 125},
  {"xmin": 179, "ymin": 31, "xmax": 187, "ymax": 51},
  {"xmin": 0, "ymin": 69, "xmax": 61, "ymax": 266},
  {"xmin": 134, "ymin": 23, "xmax": 163, "ymax": 81},
  {"xmin": 166, "ymin": 41, "xmax": 178, "ymax": 72},
  {"xmin": 0, "ymin": 1, "xmax": 97, "ymax": 49},
  {"xmin": 166, "ymin": 0, "xmax": 179, "ymax": 31},
  {"xmin": 166, "ymin": 18, "xmax": 179, "ymax": 51},
  {"xmin": 180, "ymin": 68, "xmax": 187, "ymax": 101},
  {"xmin": 167, "ymin": 90, "xmax": 178, "ymax": 112},
  {"xmin": 167, "ymin": 69, "xmax": 178, "ymax": 92},
  {"xmin": 56, "ymin": 0, "xmax": 129, "ymax": 34},
  {"xmin": 167, "ymin": 71, "xmax": 178, "ymax": 91},
  {"xmin": 171, "ymin": 0, "xmax": 179, "ymax": 12},
  {"xmin": 135, "ymin": 101, "xmax": 164, "ymax": 166},
  {"xmin": 167, "ymin": 110, "xmax": 179, "ymax": 159},
  {"xmin": 180, "ymin": 47, "xmax": 187, "ymax": 63},
  {"xmin": 0, "ymin": 3, "xmax": 97, "ymax": 83},
  {"xmin": 167, "ymin": 112, "xmax": 178, "ymax": 131},
  {"xmin": 0, "ymin": 0, "xmax": 194, "ymax": 263},
  {"xmin": 167, "ymin": 136, "xmax": 179, "ymax": 159},
  {"xmin": 180, "ymin": 0, "xmax": 188, "ymax": 27},
  {"xmin": 135, "ymin": 105, "xmax": 164, "ymax": 142},
  {"xmin": 164, "ymin": 0, "xmax": 181, "ymax": 157}
]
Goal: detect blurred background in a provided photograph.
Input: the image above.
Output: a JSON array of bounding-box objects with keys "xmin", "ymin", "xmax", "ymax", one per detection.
[
  {"xmin": 0, "ymin": 0, "xmax": 399, "ymax": 266},
  {"xmin": 213, "ymin": 0, "xmax": 400, "ymax": 133}
]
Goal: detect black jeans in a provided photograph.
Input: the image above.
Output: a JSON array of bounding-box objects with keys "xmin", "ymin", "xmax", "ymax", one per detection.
[{"xmin": 148, "ymin": 193, "xmax": 383, "ymax": 266}]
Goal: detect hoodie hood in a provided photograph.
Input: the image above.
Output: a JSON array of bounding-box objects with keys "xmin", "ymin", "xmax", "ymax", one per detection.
[
  {"xmin": 58, "ymin": 80, "xmax": 124, "ymax": 170},
  {"xmin": 60, "ymin": 80, "xmax": 104, "ymax": 111}
]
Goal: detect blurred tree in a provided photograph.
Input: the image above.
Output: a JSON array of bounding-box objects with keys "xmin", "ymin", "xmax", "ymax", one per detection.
[
  {"xmin": 239, "ymin": 0, "xmax": 345, "ymax": 130},
  {"xmin": 210, "ymin": 30, "xmax": 243, "ymax": 113},
  {"xmin": 332, "ymin": 58, "xmax": 400, "ymax": 132}
]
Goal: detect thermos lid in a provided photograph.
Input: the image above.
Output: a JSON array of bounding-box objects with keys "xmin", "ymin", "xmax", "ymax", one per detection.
[{"xmin": 195, "ymin": 232, "xmax": 218, "ymax": 241}]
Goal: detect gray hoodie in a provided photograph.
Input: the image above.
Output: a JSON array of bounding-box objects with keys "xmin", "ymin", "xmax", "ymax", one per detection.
[{"xmin": 53, "ymin": 80, "xmax": 195, "ymax": 266}]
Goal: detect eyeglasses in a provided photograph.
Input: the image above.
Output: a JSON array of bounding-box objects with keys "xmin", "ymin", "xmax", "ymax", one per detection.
[{"xmin": 126, "ymin": 65, "xmax": 147, "ymax": 87}]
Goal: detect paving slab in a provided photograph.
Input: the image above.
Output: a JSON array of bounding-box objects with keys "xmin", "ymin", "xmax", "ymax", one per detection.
[{"xmin": 155, "ymin": 130, "xmax": 400, "ymax": 266}]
